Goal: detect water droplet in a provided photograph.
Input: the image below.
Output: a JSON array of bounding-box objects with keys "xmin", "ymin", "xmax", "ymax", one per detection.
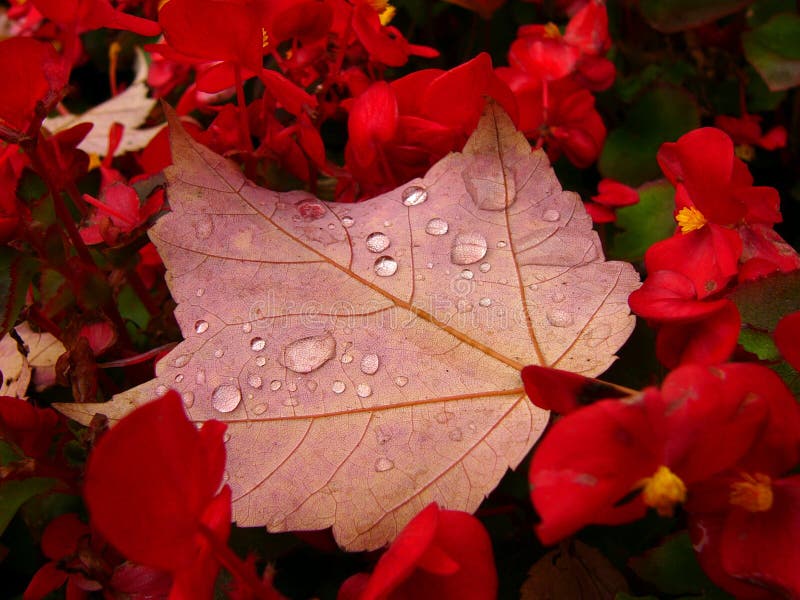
[
  {"xmin": 460, "ymin": 269, "xmax": 474, "ymax": 280},
  {"xmin": 356, "ymin": 383, "xmax": 372, "ymax": 398},
  {"xmin": 281, "ymin": 333, "xmax": 336, "ymax": 373},
  {"xmin": 401, "ymin": 185, "xmax": 428, "ymax": 206},
  {"xmin": 156, "ymin": 385, "xmax": 168, "ymax": 395},
  {"xmin": 425, "ymin": 217, "xmax": 449, "ymax": 236},
  {"xmin": 174, "ymin": 354, "xmax": 191, "ymax": 368},
  {"xmin": 255, "ymin": 356, "xmax": 266, "ymax": 367},
  {"xmin": 174, "ymin": 374, "xmax": 184, "ymax": 383},
  {"xmin": 360, "ymin": 353, "xmax": 379, "ymax": 375},
  {"xmin": 250, "ymin": 337, "xmax": 266, "ymax": 351},
  {"xmin": 448, "ymin": 428, "xmax": 463, "ymax": 441},
  {"xmin": 252, "ymin": 403, "xmax": 267, "ymax": 415},
  {"xmin": 366, "ymin": 231, "xmax": 390, "ymax": 253},
  {"xmin": 194, "ymin": 320, "xmax": 209, "ymax": 334},
  {"xmin": 450, "ymin": 232, "xmax": 487, "ymax": 265},
  {"xmin": 270, "ymin": 380, "xmax": 282, "ymax": 391},
  {"xmin": 195, "ymin": 215, "xmax": 213, "ymax": 239},
  {"xmin": 394, "ymin": 375, "xmax": 408, "ymax": 387},
  {"xmin": 374, "ymin": 256, "xmax": 398, "ymax": 277},
  {"xmin": 327, "ymin": 223, "xmax": 336, "ymax": 230},
  {"xmin": 374, "ymin": 457, "xmax": 394, "ymax": 472},
  {"xmin": 247, "ymin": 374, "xmax": 263, "ymax": 389},
  {"xmin": 551, "ymin": 291, "xmax": 565, "ymax": 303},
  {"xmin": 195, "ymin": 369, "xmax": 206, "ymax": 385},
  {"xmin": 383, "ymin": 220, "xmax": 392, "ymax": 228},
  {"xmin": 241, "ymin": 323, "xmax": 252, "ymax": 333},
  {"xmin": 283, "ymin": 397, "xmax": 299, "ymax": 407},
  {"xmin": 426, "ymin": 262, "xmax": 434, "ymax": 269},
  {"xmin": 332, "ymin": 380, "xmax": 346, "ymax": 394},
  {"xmin": 306, "ymin": 380, "xmax": 318, "ymax": 392},
  {"xmin": 341, "ymin": 216, "xmax": 354, "ymax": 227},
  {"xmin": 375, "ymin": 426, "xmax": 392, "ymax": 444},
  {"xmin": 183, "ymin": 392, "xmax": 194, "ymax": 407},
  {"xmin": 287, "ymin": 382, "xmax": 297, "ymax": 392},
  {"xmin": 542, "ymin": 209, "xmax": 560, "ymax": 222},
  {"xmin": 496, "ymin": 240, "xmax": 507, "ymax": 248},
  {"xmin": 479, "ymin": 262, "xmax": 491, "ymax": 273},
  {"xmin": 479, "ymin": 297, "xmax": 492, "ymax": 307},
  {"xmin": 211, "ymin": 384, "xmax": 241, "ymax": 413},
  {"xmin": 528, "ymin": 283, "xmax": 538, "ymax": 291},
  {"xmin": 195, "ymin": 288, "xmax": 205, "ymax": 297},
  {"xmin": 546, "ymin": 309, "xmax": 574, "ymax": 327},
  {"xmin": 340, "ymin": 353, "xmax": 353, "ymax": 364},
  {"xmin": 296, "ymin": 199, "xmax": 326, "ymax": 220}
]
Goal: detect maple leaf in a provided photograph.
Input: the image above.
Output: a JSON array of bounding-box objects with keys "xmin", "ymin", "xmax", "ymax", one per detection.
[
  {"xmin": 43, "ymin": 49, "xmax": 163, "ymax": 157},
  {"xmin": 57, "ymin": 102, "xmax": 639, "ymax": 550}
]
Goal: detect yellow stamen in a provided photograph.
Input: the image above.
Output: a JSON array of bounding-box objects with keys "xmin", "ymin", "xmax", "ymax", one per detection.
[
  {"xmin": 544, "ymin": 22, "xmax": 561, "ymax": 38},
  {"xmin": 676, "ymin": 206, "xmax": 707, "ymax": 234},
  {"xmin": 639, "ymin": 465, "xmax": 687, "ymax": 517},
  {"xmin": 734, "ymin": 144, "xmax": 755, "ymax": 162},
  {"xmin": 379, "ymin": 4, "xmax": 396, "ymax": 26},
  {"xmin": 262, "ymin": 28, "xmax": 269, "ymax": 49},
  {"xmin": 730, "ymin": 473, "xmax": 773, "ymax": 512},
  {"xmin": 88, "ymin": 153, "xmax": 102, "ymax": 171},
  {"xmin": 108, "ymin": 41, "xmax": 121, "ymax": 97}
]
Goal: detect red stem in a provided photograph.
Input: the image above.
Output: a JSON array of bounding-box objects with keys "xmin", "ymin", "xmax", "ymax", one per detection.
[{"xmin": 198, "ymin": 524, "xmax": 276, "ymax": 600}]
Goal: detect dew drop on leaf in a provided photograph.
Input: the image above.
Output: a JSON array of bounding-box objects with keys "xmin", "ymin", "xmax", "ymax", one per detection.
[
  {"xmin": 255, "ymin": 356, "xmax": 266, "ymax": 367},
  {"xmin": 194, "ymin": 320, "xmax": 209, "ymax": 334},
  {"xmin": 496, "ymin": 240, "xmax": 507, "ymax": 248},
  {"xmin": 341, "ymin": 216, "xmax": 354, "ymax": 227},
  {"xmin": 374, "ymin": 457, "xmax": 394, "ymax": 472},
  {"xmin": 360, "ymin": 353, "xmax": 379, "ymax": 375},
  {"xmin": 174, "ymin": 374, "xmax": 184, "ymax": 383},
  {"xmin": 374, "ymin": 256, "xmax": 398, "ymax": 277},
  {"xmin": 247, "ymin": 374, "xmax": 263, "ymax": 389},
  {"xmin": 183, "ymin": 392, "xmax": 194, "ymax": 408},
  {"xmin": 155, "ymin": 385, "xmax": 167, "ymax": 395},
  {"xmin": 479, "ymin": 297, "xmax": 492, "ymax": 307},
  {"xmin": 242, "ymin": 323, "xmax": 252, "ymax": 333},
  {"xmin": 401, "ymin": 185, "xmax": 428, "ymax": 206},
  {"xmin": 340, "ymin": 352, "xmax": 353, "ymax": 364},
  {"xmin": 394, "ymin": 375, "xmax": 408, "ymax": 387},
  {"xmin": 479, "ymin": 262, "xmax": 491, "ymax": 273},
  {"xmin": 252, "ymin": 403, "xmax": 267, "ymax": 415},
  {"xmin": 195, "ymin": 369, "xmax": 206, "ymax": 385},
  {"xmin": 281, "ymin": 333, "xmax": 337, "ymax": 374},
  {"xmin": 542, "ymin": 209, "xmax": 560, "ymax": 222},
  {"xmin": 356, "ymin": 383, "xmax": 372, "ymax": 398},
  {"xmin": 366, "ymin": 232, "xmax": 390, "ymax": 253},
  {"xmin": 332, "ymin": 380, "xmax": 346, "ymax": 394},
  {"xmin": 546, "ymin": 309, "xmax": 574, "ymax": 327},
  {"xmin": 460, "ymin": 269, "xmax": 474, "ymax": 280},
  {"xmin": 211, "ymin": 384, "xmax": 242, "ymax": 413},
  {"xmin": 250, "ymin": 337, "xmax": 266, "ymax": 351},
  {"xmin": 269, "ymin": 380, "xmax": 282, "ymax": 391},
  {"xmin": 425, "ymin": 217, "xmax": 449, "ymax": 235},
  {"xmin": 174, "ymin": 354, "xmax": 191, "ymax": 368},
  {"xmin": 450, "ymin": 232, "xmax": 487, "ymax": 265}
]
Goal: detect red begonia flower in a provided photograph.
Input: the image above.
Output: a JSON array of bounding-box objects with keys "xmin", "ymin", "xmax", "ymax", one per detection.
[
  {"xmin": 653, "ymin": 301, "xmax": 740, "ymax": 368},
  {"xmin": 84, "ymin": 390, "xmax": 229, "ymax": 598},
  {"xmin": 338, "ymin": 503, "xmax": 497, "ymax": 600},
  {"xmin": 0, "ymin": 396, "xmax": 64, "ymax": 465},
  {"xmin": 585, "ymin": 178, "xmax": 638, "ymax": 223},
  {"xmin": 350, "ymin": 1, "xmax": 438, "ymax": 67},
  {"xmin": 775, "ymin": 310, "xmax": 800, "ymax": 371},
  {"xmin": 529, "ymin": 364, "xmax": 783, "ymax": 545},
  {"xmin": 714, "ymin": 114, "xmax": 787, "ymax": 152},
  {"xmin": 0, "ymin": 38, "xmax": 67, "ymax": 133},
  {"xmin": 31, "ymin": 0, "xmax": 160, "ymax": 35},
  {"xmin": 80, "ymin": 182, "xmax": 164, "ymax": 246},
  {"xmin": 629, "ymin": 270, "xmax": 731, "ymax": 321},
  {"xmin": 520, "ymin": 365, "xmax": 628, "ymax": 414},
  {"xmin": 510, "ymin": 24, "xmax": 582, "ymax": 82}
]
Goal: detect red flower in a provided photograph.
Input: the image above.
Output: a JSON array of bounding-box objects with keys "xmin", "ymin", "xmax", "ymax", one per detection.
[
  {"xmin": 714, "ymin": 114, "xmax": 787, "ymax": 153},
  {"xmin": 84, "ymin": 390, "xmax": 230, "ymax": 599},
  {"xmin": 31, "ymin": 0, "xmax": 160, "ymax": 35},
  {"xmin": 528, "ymin": 364, "xmax": 787, "ymax": 545},
  {"xmin": 0, "ymin": 38, "xmax": 67, "ymax": 135},
  {"xmin": 775, "ymin": 310, "xmax": 800, "ymax": 371},
  {"xmin": 585, "ymin": 178, "xmax": 638, "ymax": 223},
  {"xmin": 338, "ymin": 503, "xmax": 497, "ymax": 600}
]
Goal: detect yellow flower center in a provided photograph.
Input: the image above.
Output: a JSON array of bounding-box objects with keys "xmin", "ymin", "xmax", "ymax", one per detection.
[
  {"xmin": 544, "ymin": 22, "xmax": 561, "ymax": 38},
  {"xmin": 676, "ymin": 206, "xmax": 707, "ymax": 234},
  {"xmin": 370, "ymin": 0, "xmax": 396, "ymax": 25},
  {"xmin": 730, "ymin": 473, "xmax": 773, "ymax": 512},
  {"xmin": 734, "ymin": 144, "xmax": 755, "ymax": 162},
  {"xmin": 639, "ymin": 465, "xmax": 687, "ymax": 517},
  {"xmin": 262, "ymin": 28, "xmax": 270, "ymax": 48}
]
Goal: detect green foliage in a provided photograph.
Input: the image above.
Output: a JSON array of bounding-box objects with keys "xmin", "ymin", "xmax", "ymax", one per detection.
[
  {"xmin": 609, "ymin": 180, "xmax": 675, "ymax": 262},
  {"xmin": 743, "ymin": 13, "xmax": 800, "ymax": 90},
  {"xmin": 638, "ymin": 0, "xmax": 750, "ymax": 32}
]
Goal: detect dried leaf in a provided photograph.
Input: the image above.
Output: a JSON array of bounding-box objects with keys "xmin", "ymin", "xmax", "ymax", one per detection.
[
  {"xmin": 44, "ymin": 48, "xmax": 163, "ymax": 156},
  {"xmin": 57, "ymin": 103, "xmax": 639, "ymax": 550},
  {"xmin": 0, "ymin": 322, "xmax": 66, "ymax": 397}
]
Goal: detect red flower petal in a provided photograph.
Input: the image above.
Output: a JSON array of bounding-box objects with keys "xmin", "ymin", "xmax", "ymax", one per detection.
[
  {"xmin": 521, "ymin": 365, "xmax": 628, "ymax": 414},
  {"xmin": 23, "ymin": 561, "xmax": 69, "ymax": 600},
  {"xmin": 84, "ymin": 390, "xmax": 227, "ymax": 572},
  {"xmin": 347, "ymin": 81, "xmax": 398, "ymax": 169},
  {"xmin": 41, "ymin": 514, "xmax": 90, "ymax": 560},
  {"xmin": 592, "ymin": 179, "xmax": 639, "ymax": 207},
  {"xmin": 628, "ymin": 270, "xmax": 730, "ymax": 321},
  {"xmin": 775, "ymin": 310, "xmax": 800, "ymax": 372},
  {"xmin": 654, "ymin": 301, "xmax": 740, "ymax": 368}
]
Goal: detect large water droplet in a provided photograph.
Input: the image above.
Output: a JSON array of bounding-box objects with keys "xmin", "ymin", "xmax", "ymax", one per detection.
[
  {"xmin": 374, "ymin": 256, "xmax": 398, "ymax": 277},
  {"xmin": 281, "ymin": 333, "xmax": 336, "ymax": 373},
  {"xmin": 270, "ymin": 380, "xmax": 282, "ymax": 391},
  {"xmin": 374, "ymin": 457, "xmax": 395, "ymax": 472},
  {"xmin": 356, "ymin": 383, "xmax": 372, "ymax": 398},
  {"xmin": 366, "ymin": 232, "xmax": 390, "ymax": 253},
  {"xmin": 195, "ymin": 215, "xmax": 213, "ymax": 239},
  {"xmin": 183, "ymin": 392, "xmax": 194, "ymax": 408},
  {"xmin": 394, "ymin": 375, "xmax": 408, "ymax": 387},
  {"xmin": 255, "ymin": 356, "xmax": 266, "ymax": 367},
  {"xmin": 546, "ymin": 309, "xmax": 574, "ymax": 327},
  {"xmin": 451, "ymin": 232, "xmax": 487, "ymax": 265},
  {"xmin": 194, "ymin": 320, "xmax": 209, "ymax": 334},
  {"xmin": 174, "ymin": 354, "xmax": 191, "ymax": 368},
  {"xmin": 401, "ymin": 185, "xmax": 428, "ymax": 206},
  {"xmin": 252, "ymin": 403, "xmax": 267, "ymax": 415},
  {"xmin": 332, "ymin": 380, "xmax": 346, "ymax": 394},
  {"xmin": 360, "ymin": 353, "xmax": 379, "ymax": 375},
  {"xmin": 250, "ymin": 337, "xmax": 266, "ymax": 351},
  {"xmin": 247, "ymin": 374, "xmax": 263, "ymax": 389},
  {"xmin": 341, "ymin": 216, "xmax": 354, "ymax": 227},
  {"xmin": 542, "ymin": 209, "xmax": 561, "ymax": 222},
  {"xmin": 211, "ymin": 384, "xmax": 242, "ymax": 413},
  {"xmin": 425, "ymin": 217, "xmax": 449, "ymax": 236}
]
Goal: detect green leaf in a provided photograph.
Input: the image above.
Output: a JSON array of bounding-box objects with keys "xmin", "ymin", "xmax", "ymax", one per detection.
[
  {"xmin": 629, "ymin": 532, "xmax": 733, "ymax": 598},
  {"xmin": 639, "ymin": 0, "xmax": 750, "ymax": 33},
  {"xmin": 743, "ymin": 14, "xmax": 800, "ymax": 91},
  {"xmin": 738, "ymin": 328, "xmax": 781, "ymax": 361},
  {"xmin": 0, "ymin": 248, "xmax": 38, "ymax": 339},
  {"xmin": 0, "ymin": 440, "xmax": 23, "ymax": 467},
  {"xmin": 0, "ymin": 478, "xmax": 57, "ymax": 536},
  {"xmin": 747, "ymin": 0, "xmax": 797, "ymax": 26},
  {"xmin": 608, "ymin": 180, "xmax": 675, "ymax": 262},
  {"xmin": 599, "ymin": 86, "xmax": 700, "ymax": 186},
  {"xmin": 728, "ymin": 271, "xmax": 800, "ymax": 332}
]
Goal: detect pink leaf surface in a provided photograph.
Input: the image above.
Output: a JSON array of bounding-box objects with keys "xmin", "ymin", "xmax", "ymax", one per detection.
[{"xmin": 57, "ymin": 103, "xmax": 639, "ymax": 550}]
